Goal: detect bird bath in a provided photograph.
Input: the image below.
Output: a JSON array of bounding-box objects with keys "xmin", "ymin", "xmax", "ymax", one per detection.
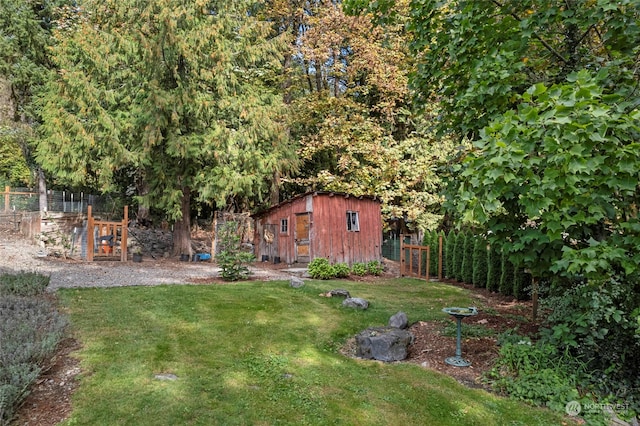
[{"xmin": 442, "ymin": 307, "xmax": 478, "ymax": 367}]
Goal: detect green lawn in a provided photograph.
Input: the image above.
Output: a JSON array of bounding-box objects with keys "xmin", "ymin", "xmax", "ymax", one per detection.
[{"xmin": 58, "ymin": 279, "xmax": 568, "ymax": 425}]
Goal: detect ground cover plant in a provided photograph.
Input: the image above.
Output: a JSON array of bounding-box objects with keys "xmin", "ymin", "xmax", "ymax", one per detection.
[
  {"xmin": 58, "ymin": 279, "xmax": 568, "ymax": 425},
  {"xmin": 0, "ymin": 272, "xmax": 67, "ymax": 425}
]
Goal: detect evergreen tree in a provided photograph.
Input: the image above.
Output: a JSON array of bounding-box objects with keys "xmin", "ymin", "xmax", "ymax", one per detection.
[
  {"xmin": 486, "ymin": 243, "xmax": 501, "ymax": 292},
  {"xmin": 453, "ymin": 231, "xmax": 465, "ymax": 281},
  {"xmin": 445, "ymin": 230, "xmax": 456, "ymax": 279},
  {"xmin": 461, "ymin": 232, "xmax": 474, "ymax": 283},
  {"xmin": 38, "ymin": 0, "xmax": 296, "ymax": 255},
  {"xmin": 429, "ymin": 230, "xmax": 439, "ymax": 277},
  {"xmin": 513, "ymin": 268, "xmax": 531, "ymax": 301},
  {"xmin": 472, "ymin": 236, "xmax": 487, "ymax": 288},
  {"xmin": 499, "ymin": 250, "xmax": 514, "ymax": 296}
]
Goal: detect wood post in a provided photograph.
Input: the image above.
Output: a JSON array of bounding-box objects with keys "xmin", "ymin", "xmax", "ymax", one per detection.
[
  {"xmin": 400, "ymin": 234, "xmax": 430, "ymax": 283},
  {"xmin": 4, "ymin": 186, "xmax": 9, "ymax": 213},
  {"xmin": 87, "ymin": 205, "xmax": 94, "ymax": 262}
]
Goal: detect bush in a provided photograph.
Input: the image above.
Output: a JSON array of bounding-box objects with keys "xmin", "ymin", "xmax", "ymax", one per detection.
[
  {"xmin": 513, "ymin": 268, "xmax": 531, "ymax": 301},
  {"xmin": 540, "ymin": 277, "xmax": 640, "ymax": 415},
  {"xmin": 486, "ymin": 244, "xmax": 501, "ymax": 292},
  {"xmin": 308, "ymin": 258, "xmax": 336, "ymax": 280},
  {"xmin": 333, "ymin": 262, "xmax": 350, "ymax": 278},
  {"xmin": 499, "ymin": 251, "xmax": 514, "ymax": 296},
  {"xmin": 366, "ymin": 260, "xmax": 383, "ymax": 276},
  {"xmin": 472, "ymin": 236, "xmax": 488, "ymax": 288},
  {"xmin": 453, "ymin": 232, "xmax": 464, "ymax": 281},
  {"xmin": 445, "ymin": 230, "xmax": 456, "ymax": 279},
  {"xmin": 0, "ymin": 272, "xmax": 50, "ymax": 296},
  {"xmin": 0, "ymin": 273, "xmax": 67, "ymax": 425},
  {"xmin": 461, "ymin": 232, "xmax": 474, "ymax": 283},
  {"xmin": 351, "ymin": 262, "xmax": 367, "ymax": 276},
  {"xmin": 216, "ymin": 222, "xmax": 255, "ymax": 281}
]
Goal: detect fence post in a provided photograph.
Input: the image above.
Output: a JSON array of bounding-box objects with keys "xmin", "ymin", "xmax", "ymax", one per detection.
[
  {"xmin": 87, "ymin": 205, "xmax": 94, "ymax": 261},
  {"xmin": 438, "ymin": 234, "xmax": 443, "ymax": 280},
  {"xmin": 4, "ymin": 186, "xmax": 9, "ymax": 213},
  {"xmin": 121, "ymin": 205, "xmax": 128, "ymax": 261},
  {"xmin": 400, "ymin": 234, "xmax": 405, "ymax": 277}
]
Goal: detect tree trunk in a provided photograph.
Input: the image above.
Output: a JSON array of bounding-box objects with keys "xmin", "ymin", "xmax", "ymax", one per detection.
[
  {"xmin": 38, "ymin": 169, "xmax": 47, "ymax": 212},
  {"xmin": 136, "ymin": 173, "xmax": 150, "ymax": 222},
  {"xmin": 172, "ymin": 187, "xmax": 192, "ymax": 257}
]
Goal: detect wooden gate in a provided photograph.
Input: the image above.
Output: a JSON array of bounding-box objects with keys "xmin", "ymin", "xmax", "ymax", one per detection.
[
  {"xmin": 400, "ymin": 234, "xmax": 444, "ymax": 281},
  {"xmin": 86, "ymin": 205, "xmax": 128, "ymax": 261}
]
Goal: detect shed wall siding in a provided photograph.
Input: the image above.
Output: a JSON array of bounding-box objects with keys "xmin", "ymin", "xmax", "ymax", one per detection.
[{"xmin": 254, "ymin": 193, "xmax": 381, "ymax": 265}]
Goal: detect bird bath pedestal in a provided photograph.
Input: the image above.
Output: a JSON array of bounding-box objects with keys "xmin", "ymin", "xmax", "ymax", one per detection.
[{"xmin": 442, "ymin": 307, "xmax": 478, "ymax": 367}]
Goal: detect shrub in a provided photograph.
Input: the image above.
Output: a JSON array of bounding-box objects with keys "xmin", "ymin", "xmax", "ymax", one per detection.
[
  {"xmin": 366, "ymin": 260, "xmax": 383, "ymax": 276},
  {"xmin": 461, "ymin": 232, "xmax": 474, "ymax": 283},
  {"xmin": 351, "ymin": 262, "xmax": 367, "ymax": 276},
  {"xmin": 216, "ymin": 222, "xmax": 255, "ymax": 281},
  {"xmin": 0, "ymin": 273, "xmax": 67, "ymax": 425},
  {"xmin": 472, "ymin": 236, "xmax": 488, "ymax": 288},
  {"xmin": 0, "ymin": 272, "xmax": 50, "ymax": 296},
  {"xmin": 333, "ymin": 262, "xmax": 350, "ymax": 278},
  {"xmin": 499, "ymin": 251, "xmax": 514, "ymax": 296},
  {"xmin": 308, "ymin": 258, "xmax": 336, "ymax": 280},
  {"xmin": 486, "ymin": 244, "xmax": 501, "ymax": 292},
  {"xmin": 453, "ymin": 232, "xmax": 464, "ymax": 281},
  {"xmin": 445, "ymin": 230, "xmax": 456, "ymax": 279},
  {"xmin": 513, "ymin": 268, "xmax": 531, "ymax": 301}
]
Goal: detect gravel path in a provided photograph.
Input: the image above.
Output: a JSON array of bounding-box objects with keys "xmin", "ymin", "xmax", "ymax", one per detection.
[{"xmin": 0, "ymin": 232, "xmax": 294, "ymax": 290}]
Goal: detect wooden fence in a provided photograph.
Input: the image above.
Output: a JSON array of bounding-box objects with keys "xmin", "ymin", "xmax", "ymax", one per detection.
[
  {"xmin": 400, "ymin": 234, "xmax": 443, "ymax": 281},
  {"xmin": 86, "ymin": 205, "xmax": 128, "ymax": 261}
]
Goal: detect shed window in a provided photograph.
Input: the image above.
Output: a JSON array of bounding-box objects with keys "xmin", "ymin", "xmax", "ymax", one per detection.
[
  {"xmin": 346, "ymin": 211, "xmax": 360, "ymax": 232},
  {"xmin": 280, "ymin": 218, "xmax": 289, "ymax": 234}
]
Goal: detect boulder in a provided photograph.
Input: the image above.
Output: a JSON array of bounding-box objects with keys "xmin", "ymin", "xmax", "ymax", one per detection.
[
  {"xmin": 388, "ymin": 311, "xmax": 408, "ymax": 329},
  {"xmin": 355, "ymin": 326, "xmax": 414, "ymax": 362},
  {"xmin": 342, "ymin": 297, "xmax": 369, "ymax": 310},
  {"xmin": 320, "ymin": 289, "xmax": 351, "ymax": 298},
  {"xmin": 290, "ymin": 276, "xmax": 305, "ymax": 288}
]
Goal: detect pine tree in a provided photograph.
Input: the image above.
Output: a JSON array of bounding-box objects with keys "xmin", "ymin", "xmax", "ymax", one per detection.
[
  {"xmin": 472, "ymin": 236, "xmax": 487, "ymax": 288},
  {"xmin": 486, "ymin": 243, "xmax": 501, "ymax": 292}
]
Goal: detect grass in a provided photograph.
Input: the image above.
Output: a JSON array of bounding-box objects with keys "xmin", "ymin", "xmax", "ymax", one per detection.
[{"xmin": 58, "ymin": 278, "xmax": 568, "ymax": 425}]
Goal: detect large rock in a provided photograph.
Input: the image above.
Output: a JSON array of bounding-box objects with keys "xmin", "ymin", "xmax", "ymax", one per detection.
[
  {"xmin": 342, "ymin": 297, "xmax": 369, "ymax": 310},
  {"xmin": 290, "ymin": 276, "xmax": 305, "ymax": 288},
  {"xmin": 355, "ymin": 326, "xmax": 414, "ymax": 362},
  {"xmin": 388, "ymin": 311, "xmax": 408, "ymax": 329}
]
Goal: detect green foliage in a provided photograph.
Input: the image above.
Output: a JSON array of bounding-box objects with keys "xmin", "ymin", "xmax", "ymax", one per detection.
[
  {"xmin": 472, "ymin": 236, "xmax": 487, "ymax": 288},
  {"xmin": 366, "ymin": 260, "xmax": 383, "ymax": 276},
  {"xmin": 486, "ymin": 244, "xmax": 501, "ymax": 293},
  {"xmin": 499, "ymin": 250, "xmax": 514, "ymax": 296},
  {"xmin": 540, "ymin": 278, "xmax": 640, "ymax": 412},
  {"xmin": 216, "ymin": 222, "xmax": 255, "ymax": 281},
  {"xmin": 351, "ymin": 262, "xmax": 367, "ymax": 277},
  {"xmin": 308, "ymin": 258, "xmax": 336, "ymax": 280},
  {"xmin": 513, "ymin": 269, "xmax": 531, "ymax": 301},
  {"xmin": 0, "ymin": 272, "xmax": 67, "ymax": 425},
  {"xmin": 0, "ymin": 127, "xmax": 32, "ymax": 186},
  {"xmin": 333, "ymin": 262, "xmax": 351, "ymax": 279},
  {"xmin": 461, "ymin": 232, "xmax": 473, "ymax": 284},
  {"xmin": 38, "ymin": 0, "xmax": 296, "ymax": 230},
  {"xmin": 486, "ymin": 337, "xmax": 584, "ymax": 414},
  {"xmin": 445, "ymin": 230, "xmax": 456, "ymax": 279},
  {"xmin": 453, "ymin": 231, "xmax": 464, "ymax": 281},
  {"xmin": 0, "ymin": 272, "xmax": 50, "ymax": 296}
]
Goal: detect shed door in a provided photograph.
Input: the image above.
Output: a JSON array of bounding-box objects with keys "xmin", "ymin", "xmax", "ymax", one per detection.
[{"xmin": 295, "ymin": 213, "xmax": 310, "ymax": 262}]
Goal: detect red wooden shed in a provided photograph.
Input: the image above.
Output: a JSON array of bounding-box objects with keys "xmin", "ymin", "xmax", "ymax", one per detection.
[{"xmin": 253, "ymin": 192, "xmax": 382, "ymax": 265}]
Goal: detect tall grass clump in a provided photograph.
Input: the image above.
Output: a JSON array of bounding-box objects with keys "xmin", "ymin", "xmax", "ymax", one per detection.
[{"xmin": 0, "ymin": 272, "xmax": 67, "ymax": 425}]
